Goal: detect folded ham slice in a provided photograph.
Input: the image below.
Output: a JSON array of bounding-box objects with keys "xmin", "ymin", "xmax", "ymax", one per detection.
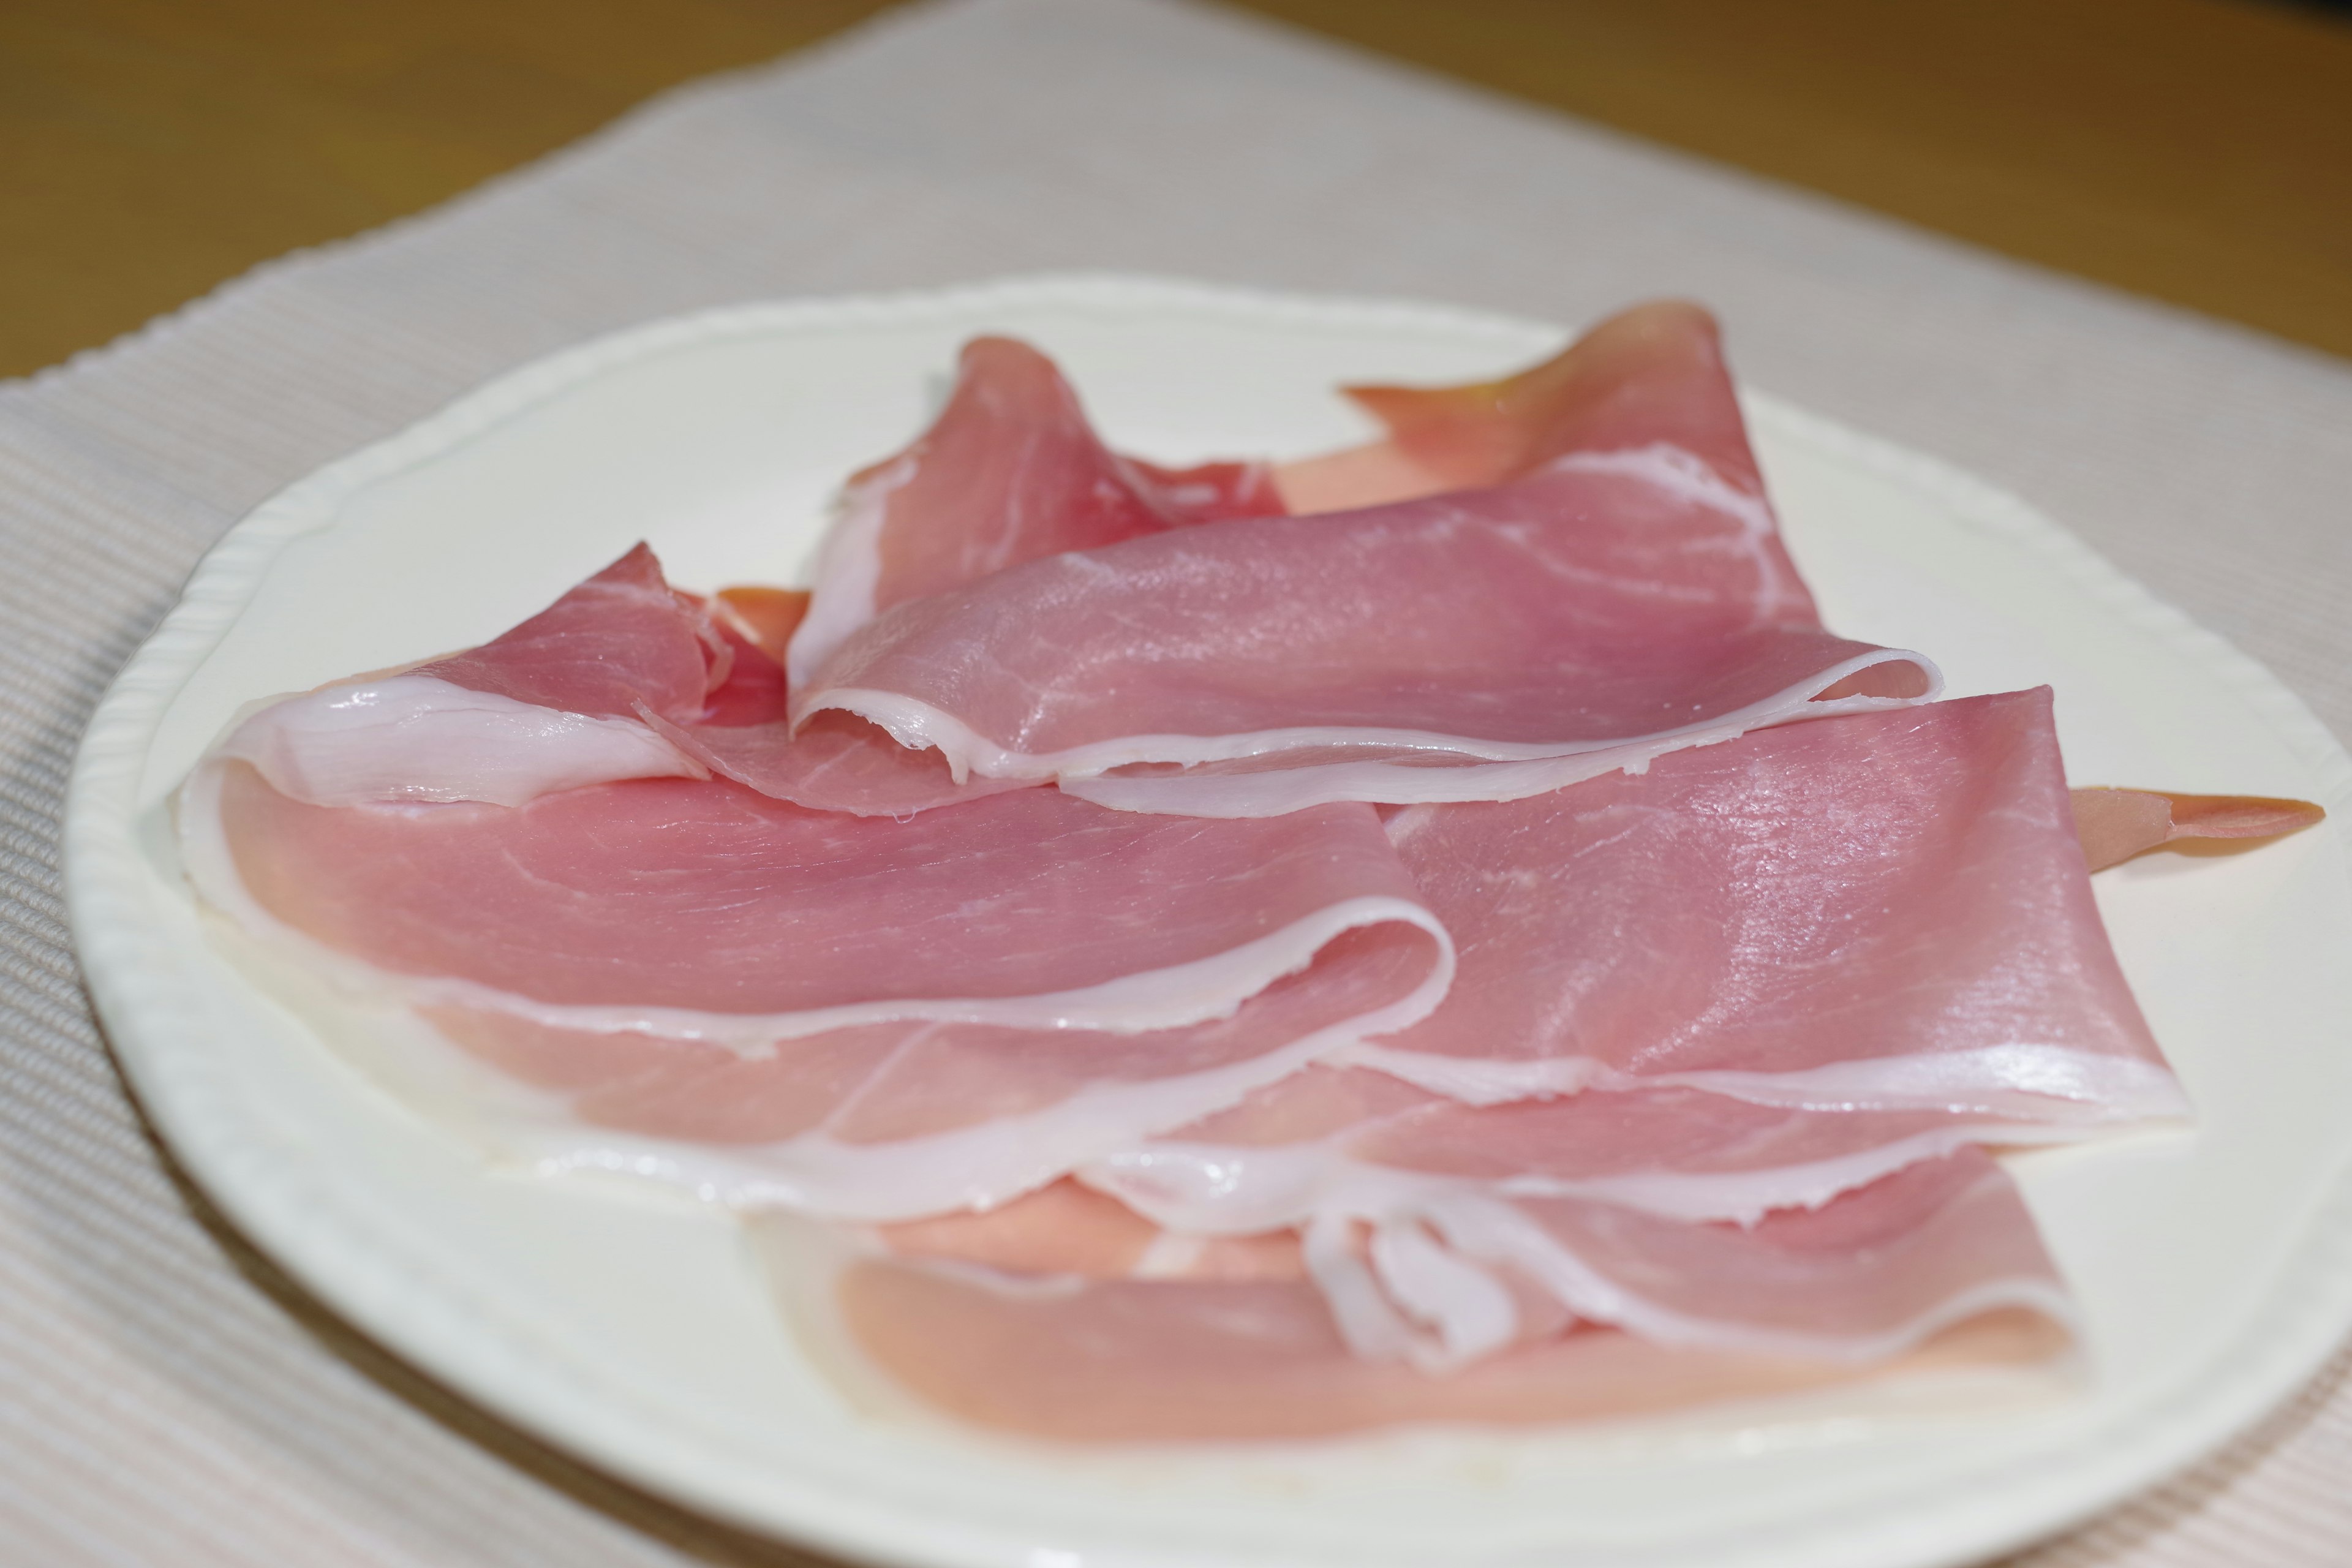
[
  {"xmin": 188, "ymin": 763, "xmax": 1447, "ymax": 1042},
  {"xmin": 913, "ymin": 1071, "xmax": 2092, "ymax": 1370},
  {"xmin": 795, "ymin": 459, "xmax": 1939, "ymax": 817},
  {"xmin": 379, "ymin": 920, "xmax": 1438, "ymax": 1219},
  {"xmin": 835, "ymin": 1267, "xmax": 2065, "ymax": 1441},
  {"xmin": 834, "ymin": 1148, "xmax": 2072, "ymax": 1437},
  {"xmin": 1344, "ymin": 689, "xmax": 2182, "ymax": 1121},
  {"xmin": 1087, "ymin": 1068, "xmax": 2103, "ymax": 1236},
  {"xmin": 786, "ymin": 335, "xmax": 1283, "ymax": 686},
  {"xmin": 219, "ymin": 545, "xmax": 717, "ymax": 809},
  {"xmin": 1274, "ymin": 299, "xmax": 1757, "ymax": 513},
  {"xmin": 220, "ymin": 541, "xmax": 1042, "ymax": 817},
  {"xmin": 181, "ymin": 756, "xmax": 1450, "ymax": 1215}
]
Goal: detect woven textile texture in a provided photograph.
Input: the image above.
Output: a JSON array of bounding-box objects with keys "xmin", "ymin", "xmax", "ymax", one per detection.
[{"xmin": 4, "ymin": 1, "xmax": 2350, "ymax": 1562}]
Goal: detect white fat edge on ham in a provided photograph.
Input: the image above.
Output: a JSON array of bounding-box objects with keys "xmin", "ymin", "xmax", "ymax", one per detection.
[
  {"xmin": 1084, "ymin": 1118, "xmax": 2101, "ymax": 1235},
  {"xmin": 178, "ymin": 760, "xmax": 1455, "ymax": 1049},
  {"xmin": 801, "ymin": 643, "xmax": 1942, "ymax": 815},
  {"xmin": 217, "ymin": 673, "xmax": 705, "ymax": 808},
  {"xmin": 1334, "ymin": 1039, "xmax": 2193, "ymax": 1125},
  {"xmin": 1084, "ymin": 1127, "xmax": 2092, "ymax": 1373},
  {"xmin": 196, "ymin": 913, "xmax": 1449, "ymax": 1223},
  {"xmin": 785, "ymin": 452, "xmax": 911, "ymax": 690},
  {"xmin": 845, "ymin": 1156, "xmax": 2076, "ymax": 1378},
  {"xmin": 1390, "ymin": 1175, "xmax": 2079, "ymax": 1372}
]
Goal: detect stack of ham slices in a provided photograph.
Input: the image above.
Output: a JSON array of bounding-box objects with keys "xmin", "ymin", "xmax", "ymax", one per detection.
[{"xmin": 181, "ymin": 304, "xmax": 2323, "ymax": 1442}]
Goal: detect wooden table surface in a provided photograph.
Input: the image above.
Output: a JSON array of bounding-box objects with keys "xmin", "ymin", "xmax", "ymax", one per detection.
[{"xmin": 2, "ymin": 0, "xmax": 2346, "ymax": 380}]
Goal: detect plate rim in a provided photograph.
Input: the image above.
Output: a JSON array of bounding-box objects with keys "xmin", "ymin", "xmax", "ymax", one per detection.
[{"xmin": 61, "ymin": 270, "xmax": 2352, "ymax": 1568}]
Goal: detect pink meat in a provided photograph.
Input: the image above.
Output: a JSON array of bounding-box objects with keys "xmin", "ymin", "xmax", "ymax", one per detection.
[
  {"xmin": 1275, "ymin": 300, "xmax": 1760, "ymax": 513},
  {"xmin": 217, "ymin": 544, "xmax": 732, "ymax": 810},
  {"xmin": 796, "ymin": 453, "xmax": 1938, "ymax": 816},
  {"xmin": 786, "ymin": 336, "xmax": 1283, "ymax": 684},
  {"xmin": 420, "ymin": 543, "xmax": 716, "ymax": 723},
  {"xmin": 835, "ymin": 1150, "xmax": 2070, "ymax": 1439},
  {"xmin": 197, "ymin": 761, "xmax": 1446, "ymax": 1037},
  {"xmin": 839, "ymin": 1270, "xmax": 2062, "ymax": 1441},
  {"xmin": 644, "ymin": 709, "xmax": 1035, "ymax": 818},
  {"xmin": 1088, "ymin": 1066, "xmax": 2104, "ymax": 1235},
  {"xmin": 398, "ymin": 921, "xmax": 1441, "ymax": 1219},
  {"xmin": 223, "ymin": 541, "xmax": 1037, "ymax": 817},
  {"xmin": 1346, "ymin": 689, "xmax": 2182, "ymax": 1121}
]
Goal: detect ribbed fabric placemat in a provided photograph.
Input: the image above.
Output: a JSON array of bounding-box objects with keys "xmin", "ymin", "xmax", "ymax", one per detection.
[{"xmin": 4, "ymin": 2, "xmax": 2350, "ymax": 1563}]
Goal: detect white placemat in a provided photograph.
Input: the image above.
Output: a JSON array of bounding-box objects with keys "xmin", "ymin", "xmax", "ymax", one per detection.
[{"xmin": 4, "ymin": 2, "xmax": 2348, "ymax": 1562}]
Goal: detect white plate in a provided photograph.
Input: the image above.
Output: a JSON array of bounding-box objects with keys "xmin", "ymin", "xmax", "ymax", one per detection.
[{"xmin": 64, "ymin": 274, "xmax": 2352, "ymax": 1568}]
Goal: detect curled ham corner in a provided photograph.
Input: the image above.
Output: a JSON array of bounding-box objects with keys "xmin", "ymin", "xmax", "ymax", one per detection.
[
  {"xmin": 786, "ymin": 334, "xmax": 1283, "ymax": 685},
  {"xmin": 419, "ymin": 542, "xmax": 715, "ymax": 724},
  {"xmin": 1275, "ymin": 300, "xmax": 1762, "ymax": 513},
  {"xmin": 793, "ymin": 459, "xmax": 1937, "ymax": 816}
]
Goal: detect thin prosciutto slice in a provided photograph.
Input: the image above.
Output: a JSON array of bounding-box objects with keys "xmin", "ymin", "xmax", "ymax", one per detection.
[
  {"xmin": 1344, "ymin": 689, "xmax": 2182, "ymax": 1121},
  {"xmin": 908, "ymin": 1078, "xmax": 2089, "ymax": 1369},
  {"xmin": 221, "ymin": 542, "xmax": 1032, "ymax": 817},
  {"xmin": 1275, "ymin": 300, "xmax": 1757, "ymax": 513},
  {"xmin": 376, "ymin": 921, "xmax": 1438, "ymax": 1219},
  {"xmin": 786, "ymin": 335, "xmax": 1283, "ymax": 685},
  {"xmin": 1087, "ymin": 1068, "xmax": 2102, "ymax": 1237},
  {"xmin": 181, "ymin": 760, "xmax": 1451, "ymax": 1215},
  {"xmin": 835, "ymin": 1268, "xmax": 2064, "ymax": 1441},
  {"xmin": 795, "ymin": 457, "xmax": 1938, "ymax": 817},
  {"xmin": 220, "ymin": 545, "xmax": 715, "ymax": 809},
  {"xmin": 832, "ymin": 1149, "xmax": 2071, "ymax": 1438},
  {"xmin": 187, "ymin": 764, "xmax": 1447, "ymax": 1042}
]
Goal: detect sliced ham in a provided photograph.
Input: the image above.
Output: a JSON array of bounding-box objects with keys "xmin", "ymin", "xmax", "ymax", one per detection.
[
  {"xmin": 643, "ymin": 709, "xmax": 1031, "ymax": 819},
  {"xmin": 181, "ymin": 753, "xmax": 1451, "ymax": 1215},
  {"xmin": 796, "ymin": 456, "xmax": 1939, "ymax": 818},
  {"xmin": 385, "ymin": 920, "xmax": 1438, "ymax": 1219},
  {"xmin": 786, "ymin": 336, "xmax": 1283, "ymax": 685},
  {"xmin": 837, "ymin": 1268, "xmax": 2065, "ymax": 1441},
  {"xmin": 1305, "ymin": 1150, "xmax": 2069, "ymax": 1369},
  {"xmin": 899, "ymin": 1090, "xmax": 2082, "ymax": 1370},
  {"xmin": 186, "ymin": 763, "xmax": 1448, "ymax": 1044},
  {"xmin": 417, "ymin": 542, "xmax": 716, "ymax": 722},
  {"xmin": 1274, "ymin": 300, "xmax": 1757, "ymax": 513},
  {"xmin": 224, "ymin": 542, "xmax": 1039, "ymax": 818},
  {"xmin": 1087, "ymin": 1068, "xmax": 2101, "ymax": 1235},
  {"xmin": 217, "ymin": 544, "xmax": 717, "ymax": 809},
  {"xmin": 876, "ymin": 1178, "xmax": 1305, "ymax": 1281},
  {"xmin": 1346, "ymin": 690, "xmax": 2183, "ymax": 1121},
  {"xmin": 835, "ymin": 1150, "xmax": 2072, "ymax": 1438}
]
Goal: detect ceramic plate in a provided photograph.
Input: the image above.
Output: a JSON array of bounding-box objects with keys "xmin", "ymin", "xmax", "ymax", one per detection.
[{"xmin": 64, "ymin": 274, "xmax": 2352, "ymax": 1568}]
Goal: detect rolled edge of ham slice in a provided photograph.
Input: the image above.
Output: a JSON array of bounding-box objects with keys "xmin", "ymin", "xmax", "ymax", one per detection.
[
  {"xmin": 1083, "ymin": 1069, "xmax": 2128, "ymax": 1235},
  {"xmin": 1274, "ymin": 299, "xmax": 1765, "ymax": 514},
  {"xmin": 816, "ymin": 1152, "xmax": 2074, "ymax": 1440},
  {"xmin": 181, "ymin": 763, "xmax": 1452, "ymax": 1047},
  {"xmin": 786, "ymin": 336, "xmax": 1283, "ymax": 687},
  {"xmin": 216, "ymin": 543, "xmax": 724, "ymax": 810},
  {"xmin": 793, "ymin": 455, "xmax": 1941, "ymax": 818},
  {"xmin": 343, "ymin": 922, "xmax": 1446, "ymax": 1221}
]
